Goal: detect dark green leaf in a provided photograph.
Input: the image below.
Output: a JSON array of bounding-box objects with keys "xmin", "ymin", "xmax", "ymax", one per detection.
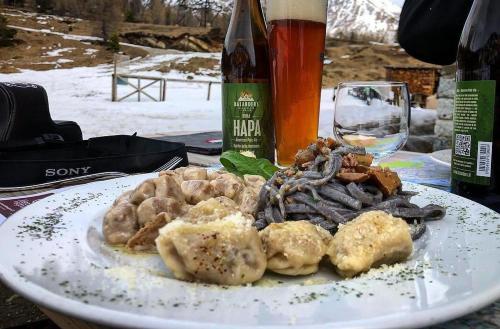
[{"xmin": 220, "ymin": 151, "xmax": 279, "ymax": 180}]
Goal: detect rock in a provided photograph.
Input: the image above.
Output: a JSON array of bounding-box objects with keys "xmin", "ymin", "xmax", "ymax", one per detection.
[
  {"xmin": 187, "ymin": 36, "xmax": 213, "ymax": 52},
  {"xmin": 435, "ymin": 119, "xmax": 454, "ymax": 138},
  {"xmin": 410, "ymin": 108, "xmax": 437, "ymax": 136},
  {"xmin": 437, "ymin": 98, "xmax": 454, "ymax": 120},
  {"xmin": 120, "ymin": 27, "xmax": 222, "ymax": 53},
  {"xmin": 143, "ymin": 37, "xmax": 166, "ymax": 49},
  {"xmin": 437, "ymin": 78, "xmax": 456, "ymax": 99},
  {"xmin": 156, "ymin": 41, "xmax": 167, "ymax": 49},
  {"xmin": 177, "ymin": 36, "xmax": 216, "ymax": 52},
  {"xmin": 433, "ymin": 136, "xmax": 452, "ymax": 151},
  {"xmin": 404, "ymin": 135, "xmax": 436, "ymax": 153}
]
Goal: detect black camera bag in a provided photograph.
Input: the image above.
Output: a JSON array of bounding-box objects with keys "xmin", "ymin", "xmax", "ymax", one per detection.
[
  {"xmin": 0, "ymin": 135, "xmax": 189, "ymax": 187},
  {"xmin": 0, "ymin": 82, "xmax": 82, "ymax": 146},
  {"xmin": 0, "ymin": 83, "xmax": 189, "ymax": 187}
]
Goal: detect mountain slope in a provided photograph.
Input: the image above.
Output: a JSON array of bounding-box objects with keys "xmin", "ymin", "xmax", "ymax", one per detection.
[
  {"xmin": 327, "ymin": 0, "xmax": 401, "ymax": 43},
  {"xmin": 172, "ymin": 0, "xmax": 402, "ymax": 43},
  {"xmin": 260, "ymin": 0, "xmax": 401, "ymax": 43}
]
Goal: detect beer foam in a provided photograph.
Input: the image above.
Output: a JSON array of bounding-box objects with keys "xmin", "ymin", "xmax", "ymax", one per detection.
[{"xmin": 266, "ymin": 0, "xmax": 328, "ymax": 24}]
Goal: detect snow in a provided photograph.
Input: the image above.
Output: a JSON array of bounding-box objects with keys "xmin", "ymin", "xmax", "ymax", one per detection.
[
  {"xmin": 8, "ymin": 25, "xmax": 102, "ymax": 42},
  {"xmin": 175, "ymin": 0, "xmax": 401, "ymax": 43},
  {"xmin": 0, "ymin": 52, "xmax": 434, "ymax": 140},
  {"xmin": 0, "ymin": 53, "xmax": 325, "ymax": 139},
  {"xmin": 56, "ymin": 58, "xmax": 74, "ymax": 64},
  {"xmin": 0, "ymin": 53, "xmax": 222, "ymax": 138},
  {"xmin": 84, "ymin": 48, "xmax": 99, "ymax": 56},
  {"xmin": 44, "ymin": 47, "xmax": 76, "ymax": 57},
  {"xmin": 32, "ymin": 61, "xmax": 59, "ymax": 65},
  {"xmin": 327, "ymin": 0, "xmax": 401, "ymax": 43}
]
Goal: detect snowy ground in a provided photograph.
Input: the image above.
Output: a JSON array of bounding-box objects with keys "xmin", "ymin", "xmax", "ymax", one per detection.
[{"xmin": 0, "ymin": 52, "xmax": 435, "ymax": 140}]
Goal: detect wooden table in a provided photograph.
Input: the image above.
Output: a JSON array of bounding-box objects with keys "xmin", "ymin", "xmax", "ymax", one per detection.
[{"xmin": 1, "ymin": 151, "xmax": 499, "ymax": 329}]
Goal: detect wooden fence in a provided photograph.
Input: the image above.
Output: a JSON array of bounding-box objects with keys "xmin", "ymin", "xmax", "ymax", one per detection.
[{"xmin": 111, "ymin": 55, "xmax": 220, "ymax": 102}]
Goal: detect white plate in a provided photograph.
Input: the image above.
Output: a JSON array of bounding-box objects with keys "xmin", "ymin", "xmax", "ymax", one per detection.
[
  {"xmin": 430, "ymin": 149, "xmax": 452, "ymax": 167},
  {"xmin": 1, "ymin": 174, "xmax": 500, "ymax": 329}
]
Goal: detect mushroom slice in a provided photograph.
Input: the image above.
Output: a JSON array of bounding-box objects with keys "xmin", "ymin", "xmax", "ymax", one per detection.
[{"xmin": 127, "ymin": 213, "xmax": 171, "ymax": 252}]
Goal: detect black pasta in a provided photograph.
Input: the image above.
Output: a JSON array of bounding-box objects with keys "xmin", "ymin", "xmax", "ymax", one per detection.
[{"xmin": 254, "ymin": 143, "xmax": 446, "ymax": 241}]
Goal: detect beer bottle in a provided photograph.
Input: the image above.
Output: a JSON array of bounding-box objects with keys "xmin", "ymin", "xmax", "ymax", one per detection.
[
  {"xmin": 451, "ymin": 0, "xmax": 500, "ymax": 210},
  {"xmin": 221, "ymin": 0, "xmax": 275, "ymax": 162}
]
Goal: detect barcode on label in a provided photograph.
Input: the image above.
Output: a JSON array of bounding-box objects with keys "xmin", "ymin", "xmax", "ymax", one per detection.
[{"xmin": 477, "ymin": 142, "xmax": 492, "ymax": 177}]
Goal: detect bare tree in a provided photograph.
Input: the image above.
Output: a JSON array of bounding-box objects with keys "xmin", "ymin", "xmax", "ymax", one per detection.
[
  {"xmin": 148, "ymin": 0, "xmax": 166, "ymax": 25},
  {"xmin": 86, "ymin": 0, "xmax": 123, "ymax": 41},
  {"xmin": 125, "ymin": 0, "xmax": 143, "ymax": 22},
  {"xmin": 175, "ymin": 0, "xmax": 189, "ymax": 25},
  {"xmin": 53, "ymin": 0, "xmax": 82, "ymax": 16},
  {"xmin": 164, "ymin": 0, "xmax": 175, "ymax": 24},
  {"xmin": 189, "ymin": 0, "xmax": 225, "ymax": 27}
]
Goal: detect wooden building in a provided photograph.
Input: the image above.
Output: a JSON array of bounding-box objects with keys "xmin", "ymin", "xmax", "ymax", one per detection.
[{"xmin": 385, "ymin": 66, "xmax": 441, "ymax": 107}]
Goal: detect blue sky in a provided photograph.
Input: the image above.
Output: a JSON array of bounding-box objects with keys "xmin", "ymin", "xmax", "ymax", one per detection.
[{"xmin": 392, "ymin": 0, "xmax": 405, "ymax": 6}]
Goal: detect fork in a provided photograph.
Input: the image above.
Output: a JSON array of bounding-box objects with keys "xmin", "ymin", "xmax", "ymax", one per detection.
[
  {"xmin": 153, "ymin": 156, "xmax": 183, "ymax": 172},
  {"xmin": 0, "ymin": 156, "xmax": 185, "ymax": 193}
]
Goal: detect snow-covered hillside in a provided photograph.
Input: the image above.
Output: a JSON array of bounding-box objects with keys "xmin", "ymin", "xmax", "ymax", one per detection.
[
  {"xmin": 327, "ymin": 0, "xmax": 401, "ymax": 43},
  {"xmin": 248, "ymin": 0, "xmax": 401, "ymax": 43},
  {"xmin": 0, "ymin": 49, "xmax": 435, "ymax": 141}
]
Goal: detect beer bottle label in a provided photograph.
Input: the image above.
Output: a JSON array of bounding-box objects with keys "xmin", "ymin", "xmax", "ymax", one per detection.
[
  {"xmin": 452, "ymin": 80, "xmax": 496, "ymax": 185},
  {"xmin": 222, "ymin": 83, "xmax": 272, "ymax": 159}
]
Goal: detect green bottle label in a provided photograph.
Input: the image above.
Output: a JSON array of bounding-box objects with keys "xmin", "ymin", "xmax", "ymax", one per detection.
[
  {"xmin": 222, "ymin": 83, "xmax": 273, "ymax": 159},
  {"xmin": 452, "ymin": 80, "xmax": 496, "ymax": 185}
]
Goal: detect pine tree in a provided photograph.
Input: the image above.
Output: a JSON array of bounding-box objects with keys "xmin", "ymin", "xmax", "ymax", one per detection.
[
  {"xmin": 187, "ymin": 0, "xmax": 225, "ymax": 27},
  {"xmin": 107, "ymin": 32, "xmax": 120, "ymax": 52},
  {"xmin": 0, "ymin": 13, "xmax": 17, "ymax": 46}
]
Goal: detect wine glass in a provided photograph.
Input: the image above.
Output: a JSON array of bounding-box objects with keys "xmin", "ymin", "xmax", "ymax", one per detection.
[{"xmin": 333, "ymin": 81, "xmax": 411, "ymax": 161}]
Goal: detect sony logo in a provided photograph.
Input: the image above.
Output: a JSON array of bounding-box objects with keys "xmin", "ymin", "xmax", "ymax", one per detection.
[{"xmin": 46, "ymin": 167, "xmax": 92, "ymax": 177}]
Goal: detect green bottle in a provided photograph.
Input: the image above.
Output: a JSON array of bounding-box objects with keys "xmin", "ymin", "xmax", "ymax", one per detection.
[
  {"xmin": 221, "ymin": 0, "xmax": 275, "ymax": 162},
  {"xmin": 452, "ymin": 0, "xmax": 500, "ymax": 211}
]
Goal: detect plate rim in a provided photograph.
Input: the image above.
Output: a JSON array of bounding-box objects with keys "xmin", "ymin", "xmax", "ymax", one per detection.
[
  {"xmin": 1, "ymin": 178, "xmax": 499, "ymax": 329},
  {"xmin": 430, "ymin": 150, "xmax": 452, "ymax": 167}
]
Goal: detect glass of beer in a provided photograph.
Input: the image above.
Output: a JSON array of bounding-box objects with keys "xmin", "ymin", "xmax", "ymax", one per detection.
[{"xmin": 267, "ymin": 0, "xmax": 328, "ymax": 166}]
